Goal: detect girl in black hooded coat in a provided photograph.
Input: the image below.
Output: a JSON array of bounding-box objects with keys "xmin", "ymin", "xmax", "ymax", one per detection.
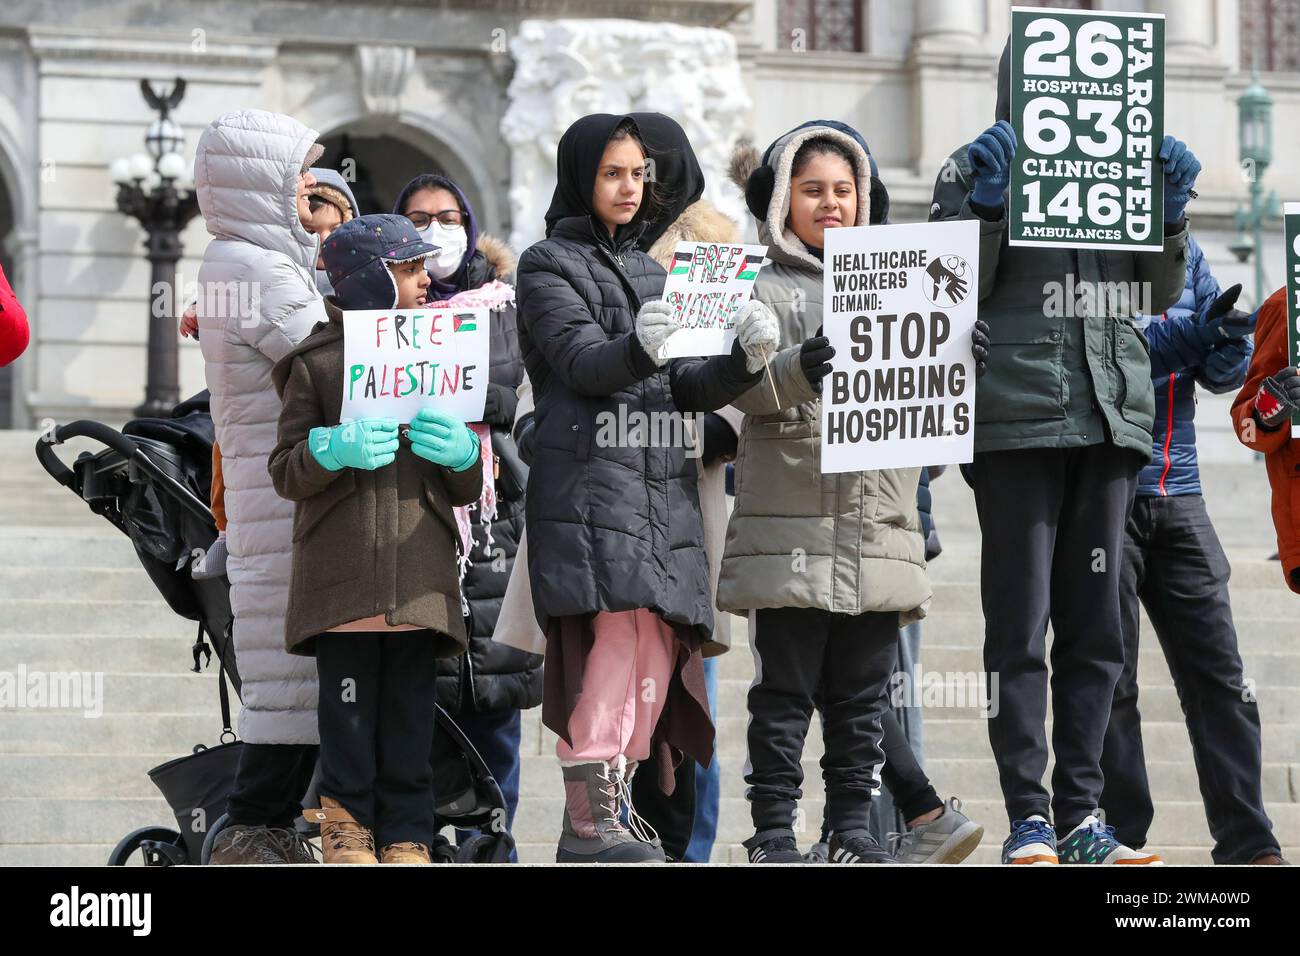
[{"xmin": 515, "ymin": 113, "xmax": 768, "ymax": 862}]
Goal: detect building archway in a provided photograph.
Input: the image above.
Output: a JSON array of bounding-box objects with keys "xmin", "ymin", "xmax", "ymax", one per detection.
[{"xmin": 0, "ymin": 125, "xmax": 33, "ymax": 430}]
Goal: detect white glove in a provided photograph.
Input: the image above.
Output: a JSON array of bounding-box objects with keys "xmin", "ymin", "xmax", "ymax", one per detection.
[
  {"xmin": 734, "ymin": 299, "xmax": 780, "ymax": 374},
  {"xmin": 635, "ymin": 299, "xmax": 679, "ymax": 367}
]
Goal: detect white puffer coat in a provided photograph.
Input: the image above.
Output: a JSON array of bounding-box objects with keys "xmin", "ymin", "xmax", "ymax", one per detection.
[{"xmin": 195, "ymin": 110, "xmax": 327, "ymax": 744}]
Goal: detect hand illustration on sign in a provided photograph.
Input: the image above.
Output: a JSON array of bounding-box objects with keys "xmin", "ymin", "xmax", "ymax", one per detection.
[{"xmin": 924, "ymin": 255, "xmax": 972, "ymax": 308}]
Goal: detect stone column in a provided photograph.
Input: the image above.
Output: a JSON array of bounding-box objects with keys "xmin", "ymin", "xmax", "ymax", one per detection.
[
  {"xmin": 912, "ymin": 0, "xmax": 984, "ymax": 50},
  {"xmin": 1148, "ymin": 0, "xmax": 1217, "ymax": 61}
]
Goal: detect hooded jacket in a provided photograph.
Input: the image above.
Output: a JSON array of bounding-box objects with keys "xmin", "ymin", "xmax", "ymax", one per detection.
[
  {"xmin": 515, "ymin": 112, "xmax": 760, "ymax": 640},
  {"xmin": 0, "ymin": 263, "xmax": 28, "ymax": 367},
  {"xmin": 930, "ymin": 44, "xmax": 1188, "ymax": 460},
  {"xmin": 716, "ymin": 124, "xmax": 931, "ymax": 624},
  {"xmin": 1232, "ymin": 289, "xmax": 1300, "ymax": 593},
  {"xmin": 1137, "ymin": 235, "xmax": 1252, "ymax": 497},
  {"xmin": 194, "ymin": 110, "xmax": 328, "ymax": 745}
]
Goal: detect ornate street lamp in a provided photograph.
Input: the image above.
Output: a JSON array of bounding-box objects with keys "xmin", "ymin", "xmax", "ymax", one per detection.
[
  {"xmin": 109, "ymin": 78, "xmax": 201, "ymax": 419},
  {"xmin": 1228, "ymin": 62, "xmax": 1281, "ymax": 306}
]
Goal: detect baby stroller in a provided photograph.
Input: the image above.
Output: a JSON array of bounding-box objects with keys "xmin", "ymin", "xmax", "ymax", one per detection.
[{"xmin": 35, "ymin": 392, "xmax": 516, "ymax": 865}]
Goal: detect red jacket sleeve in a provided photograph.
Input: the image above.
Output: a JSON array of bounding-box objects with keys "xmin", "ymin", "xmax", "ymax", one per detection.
[
  {"xmin": 1231, "ymin": 289, "xmax": 1291, "ymax": 455},
  {"xmin": 0, "ymin": 264, "xmax": 29, "ymax": 367}
]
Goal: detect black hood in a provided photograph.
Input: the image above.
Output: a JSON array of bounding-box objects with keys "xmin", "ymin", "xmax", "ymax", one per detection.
[
  {"xmin": 628, "ymin": 112, "xmax": 705, "ymax": 252},
  {"xmin": 996, "ymin": 39, "xmax": 1011, "ymax": 123},
  {"xmin": 544, "ymin": 113, "xmax": 649, "ymax": 244}
]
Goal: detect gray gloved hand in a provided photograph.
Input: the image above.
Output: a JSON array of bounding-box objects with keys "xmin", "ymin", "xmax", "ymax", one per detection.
[
  {"xmin": 634, "ymin": 299, "xmax": 679, "ymax": 368},
  {"xmin": 734, "ymin": 299, "xmax": 780, "ymax": 374}
]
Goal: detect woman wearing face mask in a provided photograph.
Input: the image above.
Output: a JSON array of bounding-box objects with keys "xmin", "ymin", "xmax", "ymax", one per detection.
[{"xmin": 393, "ymin": 174, "xmax": 539, "ymax": 858}]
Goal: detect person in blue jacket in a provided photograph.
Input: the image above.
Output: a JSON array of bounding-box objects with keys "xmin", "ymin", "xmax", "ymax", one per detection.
[{"xmin": 1100, "ymin": 234, "xmax": 1284, "ymax": 865}]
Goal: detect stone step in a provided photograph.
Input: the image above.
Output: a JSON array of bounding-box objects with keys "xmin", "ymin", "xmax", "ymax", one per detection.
[
  {"xmin": 0, "ymin": 566, "xmax": 173, "ymax": 602},
  {"xmin": 0, "ymin": 600, "xmax": 198, "ymax": 638},
  {"xmin": 0, "ymin": 528, "xmax": 140, "ymax": 568}
]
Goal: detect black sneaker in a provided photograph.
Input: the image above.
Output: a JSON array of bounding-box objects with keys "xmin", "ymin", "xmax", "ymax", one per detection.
[
  {"xmin": 829, "ymin": 828, "xmax": 897, "ymax": 864},
  {"xmin": 743, "ymin": 828, "xmax": 803, "ymax": 864}
]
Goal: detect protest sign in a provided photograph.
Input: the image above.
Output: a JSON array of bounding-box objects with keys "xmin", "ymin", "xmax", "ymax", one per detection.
[
  {"xmin": 820, "ymin": 221, "xmax": 979, "ymax": 473},
  {"xmin": 1286, "ymin": 203, "xmax": 1300, "ymax": 438},
  {"xmin": 339, "ymin": 307, "xmax": 489, "ymax": 424},
  {"xmin": 658, "ymin": 241, "xmax": 769, "ymax": 359},
  {"xmin": 1009, "ymin": 7, "xmax": 1164, "ymax": 250}
]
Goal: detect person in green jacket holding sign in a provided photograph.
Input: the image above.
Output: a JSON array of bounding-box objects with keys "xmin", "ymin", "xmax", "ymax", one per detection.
[{"xmin": 929, "ymin": 43, "xmax": 1195, "ymax": 866}]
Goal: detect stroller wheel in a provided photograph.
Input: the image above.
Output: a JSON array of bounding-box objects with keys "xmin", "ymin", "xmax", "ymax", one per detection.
[
  {"xmin": 200, "ymin": 812, "xmax": 234, "ymax": 865},
  {"xmin": 454, "ymin": 831, "xmax": 516, "ymax": 864},
  {"xmin": 108, "ymin": 826, "xmax": 187, "ymax": 866},
  {"xmin": 431, "ymin": 833, "xmax": 457, "ymax": 864}
]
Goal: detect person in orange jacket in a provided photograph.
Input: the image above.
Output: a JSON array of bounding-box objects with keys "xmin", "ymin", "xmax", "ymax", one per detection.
[
  {"xmin": 1232, "ymin": 286, "xmax": 1300, "ymax": 593},
  {"xmin": 0, "ymin": 263, "xmax": 29, "ymax": 367}
]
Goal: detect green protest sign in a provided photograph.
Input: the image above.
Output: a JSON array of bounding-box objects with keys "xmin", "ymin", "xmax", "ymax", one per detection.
[
  {"xmin": 1009, "ymin": 7, "xmax": 1164, "ymax": 251},
  {"xmin": 1286, "ymin": 204, "xmax": 1300, "ymax": 437}
]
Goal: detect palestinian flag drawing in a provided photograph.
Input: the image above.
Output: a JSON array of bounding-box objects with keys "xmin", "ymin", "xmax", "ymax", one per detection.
[
  {"xmin": 669, "ymin": 250, "xmax": 692, "ymax": 276},
  {"xmin": 453, "ymin": 312, "xmax": 477, "ymax": 332},
  {"xmin": 735, "ymin": 253, "xmax": 764, "ymax": 282}
]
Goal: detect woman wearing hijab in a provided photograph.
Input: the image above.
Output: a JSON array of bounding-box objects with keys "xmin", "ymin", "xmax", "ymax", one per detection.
[
  {"xmin": 393, "ymin": 174, "xmax": 541, "ymax": 858},
  {"xmin": 515, "ymin": 112, "xmax": 776, "ymax": 862}
]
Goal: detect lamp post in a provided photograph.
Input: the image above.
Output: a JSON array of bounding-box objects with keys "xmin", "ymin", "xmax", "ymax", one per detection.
[
  {"xmin": 1228, "ymin": 62, "xmax": 1280, "ymax": 307},
  {"xmin": 110, "ymin": 78, "xmax": 201, "ymax": 419}
]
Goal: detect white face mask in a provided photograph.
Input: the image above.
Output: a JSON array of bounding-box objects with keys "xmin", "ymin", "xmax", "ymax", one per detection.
[{"xmin": 419, "ymin": 222, "xmax": 468, "ymax": 279}]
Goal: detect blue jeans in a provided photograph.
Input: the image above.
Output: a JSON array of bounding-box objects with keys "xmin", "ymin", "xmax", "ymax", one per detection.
[
  {"xmin": 683, "ymin": 655, "xmax": 720, "ymax": 862},
  {"xmin": 453, "ymin": 708, "xmax": 522, "ymax": 862}
]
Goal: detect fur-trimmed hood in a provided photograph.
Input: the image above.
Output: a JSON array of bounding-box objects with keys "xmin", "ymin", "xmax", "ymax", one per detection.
[
  {"xmin": 645, "ymin": 200, "xmax": 740, "ymax": 270},
  {"xmin": 476, "ymin": 232, "xmax": 516, "ymax": 280},
  {"xmin": 728, "ymin": 126, "xmax": 872, "ymax": 272}
]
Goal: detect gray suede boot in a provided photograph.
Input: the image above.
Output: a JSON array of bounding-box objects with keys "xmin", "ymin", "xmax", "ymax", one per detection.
[{"xmin": 556, "ymin": 758, "xmax": 665, "ymax": 863}]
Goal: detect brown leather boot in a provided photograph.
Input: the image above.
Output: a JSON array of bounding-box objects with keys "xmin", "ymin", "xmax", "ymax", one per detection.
[
  {"xmin": 302, "ymin": 796, "xmax": 377, "ymax": 864},
  {"xmin": 379, "ymin": 842, "xmax": 432, "ymax": 864}
]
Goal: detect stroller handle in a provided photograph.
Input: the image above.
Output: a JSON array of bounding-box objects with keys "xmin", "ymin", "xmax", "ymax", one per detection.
[{"xmin": 35, "ymin": 419, "xmax": 214, "ymax": 525}]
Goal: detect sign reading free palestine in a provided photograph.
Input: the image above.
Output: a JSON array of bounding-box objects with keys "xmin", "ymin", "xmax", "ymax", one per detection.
[
  {"xmin": 657, "ymin": 241, "xmax": 769, "ymax": 359},
  {"xmin": 339, "ymin": 307, "xmax": 489, "ymax": 424},
  {"xmin": 1009, "ymin": 6, "xmax": 1165, "ymax": 251}
]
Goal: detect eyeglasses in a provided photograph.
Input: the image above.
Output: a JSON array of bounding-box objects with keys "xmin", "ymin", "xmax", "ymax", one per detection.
[{"xmin": 405, "ymin": 209, "xmax": 465, "ymax": 229}]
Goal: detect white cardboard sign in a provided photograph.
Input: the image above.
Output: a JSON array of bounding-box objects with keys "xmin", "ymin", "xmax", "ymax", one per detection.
[{"xmin": 658, "ymin": 241, "xmax": 769, "ymax": 359}]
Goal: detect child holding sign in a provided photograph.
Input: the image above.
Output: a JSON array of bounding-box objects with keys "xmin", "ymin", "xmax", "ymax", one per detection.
[
  {"xmin": 516, "ymin": 113, "xmax": 770, "ymax": 863},
  {"xmin": 721, "ymin": 121, "xmax": 986, "ymax": 865},
  {"xmin": 270, "ymin": 214, "xmax": 485, "ymax": 865}
]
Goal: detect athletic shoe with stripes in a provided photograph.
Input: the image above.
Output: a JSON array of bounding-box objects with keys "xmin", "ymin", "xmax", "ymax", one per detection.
[
  {"xmin": 1056, "ymin": 810, "xmax": 1164, "ymax": 865},
  {"xmin": 828, "ymin": 828, "xmax": 897, "ymax": 864},
  {"xmin": 1001, "ymin": 815, "xmax": 1059, "ymax": 865},
  {"xmin": 892, "ymin": 796, "xmax": 985, "ymax": 864},
  {"xmin": 743, "ymin": 828, "xmax": 803, "ymax": 864}
]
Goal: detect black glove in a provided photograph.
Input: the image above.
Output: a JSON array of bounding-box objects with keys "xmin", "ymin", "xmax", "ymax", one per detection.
[
  {"xmin": 481, "ymin": 382, "xmax": 517, "ymax": 428},
  {"xmin": 1254, "ymin": 367, "xmax": 1300, "ymax": 431},
  {"xmin": 1197, "ymin": 284, "xmax": 1257, "ymax": 346},
  {"xmin": 971, "ymin": 319, "xmax": 990, "ymax": 378},
  {"xmin": 514, "ymin": 412, "xmax": 536, "ymax": 465},
  {"xmin": 801, "ymin": 328, "xmax": 835, "ymax": 393},
  {"xmin": 701, "ymin": 412, "xmax": 738, "ymax": 467}
]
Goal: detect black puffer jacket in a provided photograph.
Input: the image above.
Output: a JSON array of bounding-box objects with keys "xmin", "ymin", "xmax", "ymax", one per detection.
[{"xmin": 515, "ymin": 213, "xmax": 759, "ymax": 640}]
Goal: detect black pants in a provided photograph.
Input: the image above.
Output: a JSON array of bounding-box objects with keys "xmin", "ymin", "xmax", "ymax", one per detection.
[
  {"xmin": 315, "ymin": 630, "xmax": 439, "ymax": 848},
  {"xmin": 972, "ymin": 443, "xmax": 1140, "ymax": 832},
  {"xmin": 631, "ymin": 748, "xmax": 697, "ymax": 862},
  {"xmin": 225, "ymin": 743, "xmax": 318, "ymax": 829},
  {"xmin": 745, "ymin": 606, "xmax": 898, "ymax": 833},
  {"xmin": 818, "ymin": 707, "xmax": 944, "ymax": 842},
  {"xmin": 1100, "ymin": 494, "xmax": 1278, "ymax": 863}
]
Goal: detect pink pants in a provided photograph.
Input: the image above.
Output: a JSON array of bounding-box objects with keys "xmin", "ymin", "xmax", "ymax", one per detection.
[{"xmin": 556, "ymin": 609, "xmax": 676, "ymax": 764}]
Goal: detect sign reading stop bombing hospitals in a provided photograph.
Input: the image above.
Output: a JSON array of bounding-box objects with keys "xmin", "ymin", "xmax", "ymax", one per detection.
[{"xmin": 820, "ymin": 220, "xmax": 980, "ymax": 474}]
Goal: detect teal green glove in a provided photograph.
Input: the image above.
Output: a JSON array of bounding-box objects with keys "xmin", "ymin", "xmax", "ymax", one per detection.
[
  {"xmin": 309, "ymin": 418, "xmax": 400, "ymax": 472},
  {"xmin": 408, "ymin": 407, "xmax": 480, "ymax": 471}
]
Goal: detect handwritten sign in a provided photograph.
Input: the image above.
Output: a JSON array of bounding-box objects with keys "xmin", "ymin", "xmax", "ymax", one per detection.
[
  {"xmin": 820, "ymin": 220, "xmax": 980, "ymax": 473},
  {"xmin": 658, "ymin": 242, "xmax": 769, "ymax": 359},
  {"xmin": 339, "ymin": 307, "xmax": 489, "ymax": 424}
]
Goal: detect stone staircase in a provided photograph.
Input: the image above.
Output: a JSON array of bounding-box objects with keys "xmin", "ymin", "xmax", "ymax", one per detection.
[{"xmin": 0, "ymin": 427, "xmax": 1295, "ymax": 864}]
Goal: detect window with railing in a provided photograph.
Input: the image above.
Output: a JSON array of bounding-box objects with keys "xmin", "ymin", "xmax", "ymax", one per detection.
[
  {"xmin": 777, "ymin": 0, "xmax": 864, "ymax": 53},
  {"xmin": 1240, "ymin": 0, "xmax": 1300, "ymax": 72}
]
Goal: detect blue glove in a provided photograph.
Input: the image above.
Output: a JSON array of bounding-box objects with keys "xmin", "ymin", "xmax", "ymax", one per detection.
[
  {"xmin": 1195, "ymin": 284, "xmax": 1257, "ymax": 346},
  {"xmin": 968, "ymin": 120, "xmax": 1017, "ymax": 209},
  {"xmin": 409, "ymin": 407, "xmax": 480, "ymax": 471},
  {"xmin": 309, "ymin": 418, "xmax": 399, "ymax": 472},
  {"xmin": 1160, "ymin": 135, "xmax": 1201, "ymax": 224}
]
